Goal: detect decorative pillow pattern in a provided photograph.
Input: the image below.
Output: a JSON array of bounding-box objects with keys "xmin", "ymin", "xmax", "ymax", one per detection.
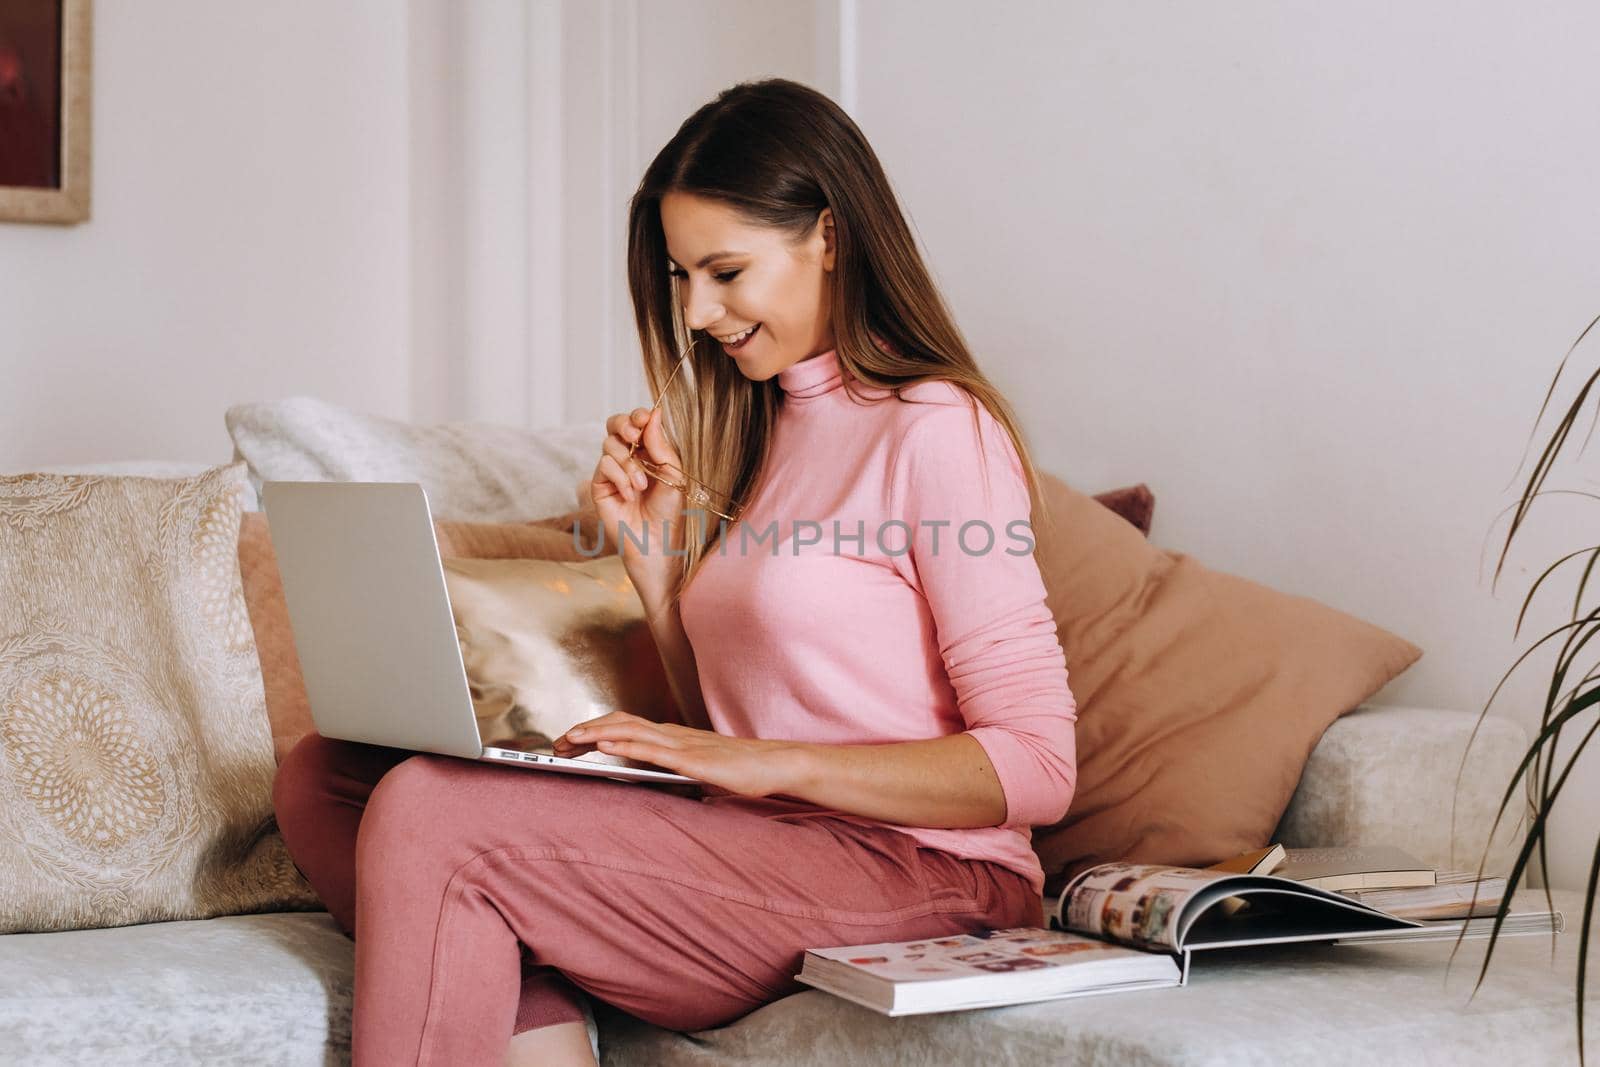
[
  {"xmin": 0, "ymin": 465, "xmax": 316, "ymax": 933},
  {"xmin": 225, "ymin": 396, "xmax": 604, "ymax": 522},
  {"xmin": 1027, "ymin": 474, "xmax": 1423, "ymax": 896}
]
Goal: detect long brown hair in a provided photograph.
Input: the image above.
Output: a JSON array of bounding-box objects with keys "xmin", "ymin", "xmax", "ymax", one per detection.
[{"xmin": 626, "ymin": 78, "xmax": 1052, "ymax": 603}]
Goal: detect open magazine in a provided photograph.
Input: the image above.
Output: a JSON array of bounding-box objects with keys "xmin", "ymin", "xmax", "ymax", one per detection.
[
  {"xmin": 1049, "ymin": 861, "xmax": 1433, "ymax": 975},
  {"xmin": 796, "ymin": 861, "xmax": 1562, "ymax": 1016},
  {"xmin": 793, "ymin": 862, "xmax": 1415, "ymax": 1016}
]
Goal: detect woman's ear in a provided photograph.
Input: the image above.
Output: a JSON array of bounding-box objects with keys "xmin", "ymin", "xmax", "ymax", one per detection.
[{"xmin": 818, "ymin": 207, "xmax": 836, "ymax": 272}]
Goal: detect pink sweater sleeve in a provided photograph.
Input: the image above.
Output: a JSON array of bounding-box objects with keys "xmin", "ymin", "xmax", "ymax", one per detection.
[{"xmin": 888, "ymin": 399, "xmax": 1079, "ymax": 829}]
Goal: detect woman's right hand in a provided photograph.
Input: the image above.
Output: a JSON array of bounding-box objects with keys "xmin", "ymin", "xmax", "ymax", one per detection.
[{"xmin": 593, "ymin": 406, "xmax": 688, "ymax": 593}]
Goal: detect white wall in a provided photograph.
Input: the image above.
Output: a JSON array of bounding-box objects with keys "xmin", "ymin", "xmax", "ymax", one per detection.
[
  {"xmin": 1, "ymin": 0, "xmax": 833, "ymax": 458},
  {"xmin": 404, "ymin": 0, "xmax": 833, "ymax": 428},
  {"xmin": 4, "ymin": 1, "xmax": 1597, "ymax": 887},
  {"xmin": 1, "ymin": 0, "xmax": 412, "ymax": 468},
  {"xmin": 849, "ymin": 0, "xmax": 1600, "ymax": 887}
]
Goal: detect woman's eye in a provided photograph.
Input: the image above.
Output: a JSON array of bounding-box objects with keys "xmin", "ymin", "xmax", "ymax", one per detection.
[{"xmin": 666, "ymin": 267, "xmax": 739, "ymax": 282}]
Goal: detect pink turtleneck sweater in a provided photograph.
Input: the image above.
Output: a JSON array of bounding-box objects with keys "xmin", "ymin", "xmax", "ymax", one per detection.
[{"xmin": 677, "ymin": 348, "xmax": 1078, "ymax": 898}]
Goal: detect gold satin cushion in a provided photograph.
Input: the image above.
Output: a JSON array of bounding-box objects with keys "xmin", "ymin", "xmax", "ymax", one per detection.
[{"xmin": 441, "ymin": 556, "xmax": 679, "ymax": 760}]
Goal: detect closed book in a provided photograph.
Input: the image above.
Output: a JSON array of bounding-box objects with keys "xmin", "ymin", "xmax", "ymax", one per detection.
[
  {"xmin": 1206, "ymin": 843, "xmax": 1287, "ymax": 876},
  {"xmin": 1343, "ymin": 871, "xmax": 1507, "ymax": 920},
  {"xmin": 1274, "ymin": 846, "xmax": 1435, "ymax": 892}
]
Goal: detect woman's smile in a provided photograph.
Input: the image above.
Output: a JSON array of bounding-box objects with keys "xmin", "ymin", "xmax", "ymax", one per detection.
[{"xmin": 719, "ymin": 323, "xmax": 761, "ymax": 353}]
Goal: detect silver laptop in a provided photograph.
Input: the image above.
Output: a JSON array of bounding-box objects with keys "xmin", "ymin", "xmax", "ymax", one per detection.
[{"xmin": 260, "ymin": 480, "xmax": 698, "ymax": 786}]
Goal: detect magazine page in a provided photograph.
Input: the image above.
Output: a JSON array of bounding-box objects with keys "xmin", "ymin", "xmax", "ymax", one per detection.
[
  {"xmin": 1172, "ymin": 880, "xmax": 1419, "ymax": 950},
  {"xmin": 1055, "ymin": 863, "xmax": 1240, "ymax": 952},
  {"xmin": 1055, "ymin": 862, "xmax": 1430, "ymax": 953},
  {"xmin": 806, "ymin": 928, "xmax": 1153, "ymax": 982}
]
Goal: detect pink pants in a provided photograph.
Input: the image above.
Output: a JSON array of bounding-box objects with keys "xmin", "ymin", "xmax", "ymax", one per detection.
[{"xmin": 272, "ymin": 733, "xmax": 1041, "ymax": 1065}]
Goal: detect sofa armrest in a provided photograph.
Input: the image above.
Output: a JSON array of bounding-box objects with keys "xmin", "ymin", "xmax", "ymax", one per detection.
[{"xmin": 1275, "ymin": 704, "xmax": 1529, "ymax": 874}]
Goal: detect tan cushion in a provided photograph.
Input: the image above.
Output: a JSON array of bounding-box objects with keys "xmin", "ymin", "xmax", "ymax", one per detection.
[
  {"xmin": 239, "ymin": 514, "xmax": 601, "ymax": 763},
  {"xmin": 442, "ymin": 556, "xmax": 679, "ymax": 757},
  {"xmin": 0, "ymin": 465, "xmax": 316, "ymax": 933},
  {"xmin": 1029, "ymin": 474, "xmax": 1423, "ymax": 897},
  {"xmin": 238, "ymin": 513, "xmax": 312, "ymax": 765},
  {"xmin": 434, "ymin": 520, "xmax": 592, "ymax": 562}
]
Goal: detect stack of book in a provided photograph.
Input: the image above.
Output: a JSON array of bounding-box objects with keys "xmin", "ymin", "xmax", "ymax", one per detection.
[
  {"xmin": 1222, "ymin": 843, "xmax": 1515, "ymax": 924},
  {"xmin": 794, "ymin": 844, "xmax": 1560, "ymax": 1017},
  {"xmin": 1343, "ymin": 869, "xmax": 1508, "ymax": 920}
]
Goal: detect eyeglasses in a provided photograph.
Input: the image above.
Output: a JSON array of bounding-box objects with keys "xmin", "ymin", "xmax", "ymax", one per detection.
[{"xmin": 627, "ymin": 335, "xmax": 746, "ymax": 523}]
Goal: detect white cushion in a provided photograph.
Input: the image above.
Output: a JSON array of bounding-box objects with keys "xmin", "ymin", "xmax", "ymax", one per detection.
[
  {"xmin": 0, "ymin": 913, "xmax": 352, "ymax": 1065},
  {"xmin": 226, "ymin": 396, "xmax": 605, "ymax": 522},
  {"xmin": 598, "ymin": 890, "xmax": 1594, "ymax": 1066},
  {"xmin": 0, "ymin": 911, "xmax": 598, "ymax": 1065},
  {"xmin": 0, "ymin": 897, "xmax": 1587, "ymax": 1066},
  {"xmin": 1277, "ymin": 705, "xmax": 1528, "ymax": 875}
]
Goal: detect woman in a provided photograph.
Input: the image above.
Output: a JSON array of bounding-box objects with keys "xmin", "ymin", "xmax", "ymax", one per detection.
[{"xmin": 273, "ymin": 78, "xmax": 1077, "ymax": 1066}]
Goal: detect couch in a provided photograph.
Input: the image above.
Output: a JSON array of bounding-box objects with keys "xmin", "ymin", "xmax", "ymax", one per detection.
[
  {"xmin": 3, "ymin": 419, "xmax": 1592, "ymax": 1065},
  {"xmin": 5, "ymin": 700, "xmax": 1585, "ymax": 1065}
]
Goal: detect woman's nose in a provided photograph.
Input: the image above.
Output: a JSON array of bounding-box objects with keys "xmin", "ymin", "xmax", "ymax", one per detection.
[{"xmin": 682, "ymin": 287, "xmax": 724, "ymax": 333}]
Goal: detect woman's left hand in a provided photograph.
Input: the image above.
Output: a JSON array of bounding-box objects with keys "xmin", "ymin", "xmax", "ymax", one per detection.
[{"xmin": 552, "ymin": 712, "xmax": 804, "ymax": 799}]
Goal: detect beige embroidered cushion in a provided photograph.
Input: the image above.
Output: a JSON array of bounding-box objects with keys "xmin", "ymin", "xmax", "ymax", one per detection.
[{"xmin": 0, "ymin": 464, "xmax": 316, "ymax": 933}]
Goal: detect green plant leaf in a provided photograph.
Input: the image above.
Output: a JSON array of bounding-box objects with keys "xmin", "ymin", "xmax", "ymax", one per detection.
[
  {"xmin": 1511, "ymin": 544, "xmax": 1600, "ymax": 639},
  {"xmin": 1574, "ymin": 548, "xmax": 1600, "ymax": 623},
  {"xmin": 1466, "ymin": 692, "xmax": 1600, "ymax": 994},
  {"xmin": 1506, "ymin": 312, "xmax": 1600, "ymax": 488},
  {"xmin": 1577, "ymin": 832, "xmax": 1599, "ymax": 1067},
  {"xmin": 1495, "ymin": 314, "xmax": 1600, "ymax": 589},
  {"xmin": 1476, "ymin": 312, "xmax": 1600, "ymax": 1063}
]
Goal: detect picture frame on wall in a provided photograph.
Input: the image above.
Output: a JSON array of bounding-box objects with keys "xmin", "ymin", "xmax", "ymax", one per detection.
[{"xmin": 0, "ymin": 0, "xmax": 91, "ymax": 225}]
